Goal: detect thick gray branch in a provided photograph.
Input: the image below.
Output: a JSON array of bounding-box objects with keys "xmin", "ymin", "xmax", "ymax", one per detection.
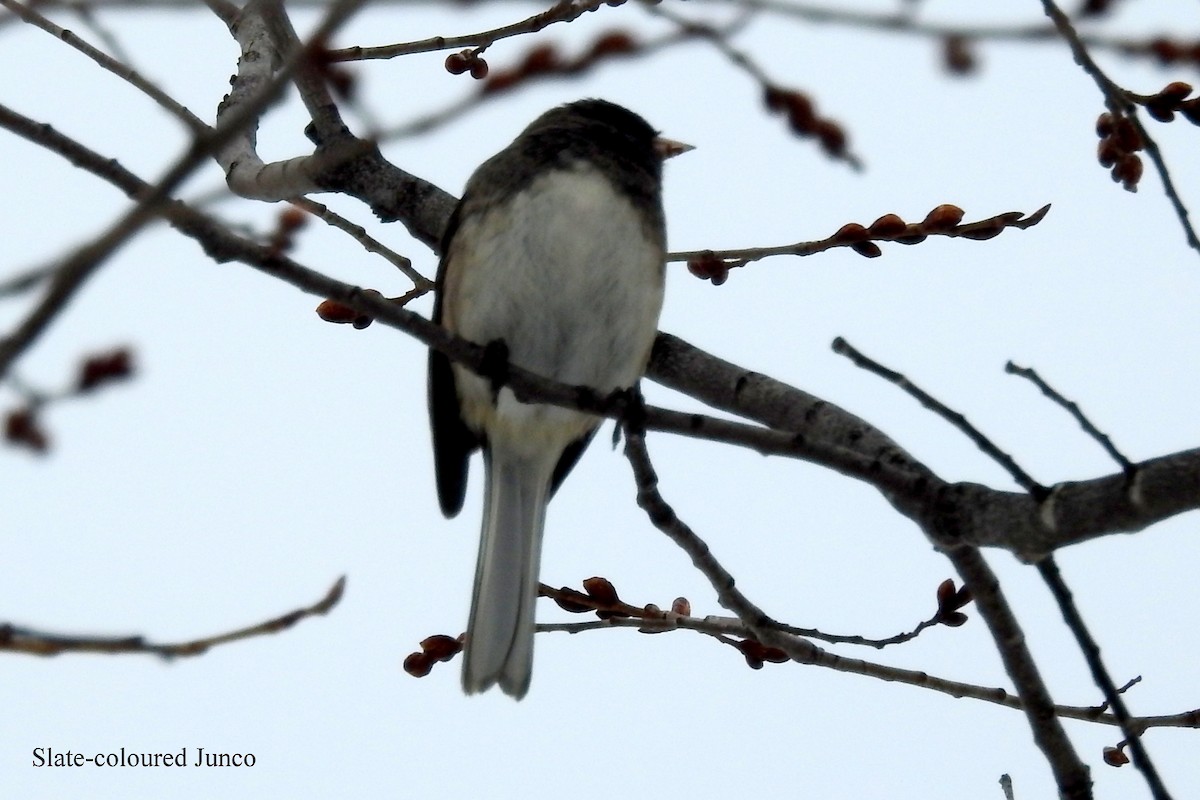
[{"xmin": 647, "ymin": 333, "xmax": 1200, "ymax": 560}]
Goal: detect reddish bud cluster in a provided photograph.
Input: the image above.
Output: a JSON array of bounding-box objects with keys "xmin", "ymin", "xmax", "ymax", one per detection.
[
  {"xmin": 832, "ymin": 204, "xmax": 968, "ymax": 257},
  {"xmin": 444, "ymin": 49, "xmax": 490, "ymax": 80},
  {"xmin": 582, "ymin": 575, "xmax": 618, "ymax": 605},
  {"xmin": 1095, "ymin": 111, "xmax": 1144, "ymax": 192},
  {"xmin": 922, "ymin": 203, "xmax": 967, "ymax": 231},
  {"xmin": 550, "ymin": 587, "xmax": 594, "ymax": 614},
  {"xmin": 77, "ymin": 347, "xmax": 134, "ymax": 393},
  {"xmin": 942, "ymin": 35, "xmax": 977, "ymax": 75},
  {"xmin": 4, "ymin": 408, "xmax": 48, "ymax": 453},
  {"xmin": 582, "ymin": 575, "xmax": 632, "ymax": 620},
  {"xmin": 546, "ymin": 576, "xmax": 634, "ymax": 620},
  {"xmin": 1102, "ymin": 745, "xmax": 1130, "ymax": 767},
  {"xmin": 732, "ymin": 638, "xmax": 789, "ymax": 670},
  {"xmin": 867, "ymin": 213, "xmax": 905, "ymax": 238},
  {"xmin": 1143, "ymin": 37, "xmax": 1200, "ymax": 68},
  {"xmin": 5, "ymin": 345, "xmax": 138, "ymax": 454},
  {"xmin": 403, "ymin": 634, "xmax": 463, "ymax": 678},
  {"xmin": 762, "ymin": 85, "xmax": 850, "ymax": 162},
  {"xmin": 686, "ymin": 250, "xmax": 731, "ymax": 285},
  {"xmin": 314, "ymin": 289, "xmax": 384, "ymax": 330},
  {"xmin": 933, "ymin": 578, "xmax": 972, "ymax": 628},
  {"xmin": 482, "ymin": 30, "xmax": 638, "ymax": 94},
  {"xmin": 1140, "ymin": 81, "xmax": 1200, "ymax": 124},
  {"xmin": 685, "ymin": 203, "xmax": 1044, "ymax": 279},
  {"xmin": 267, "ymin": 207, "xmax": 308, "ymax": 257}
]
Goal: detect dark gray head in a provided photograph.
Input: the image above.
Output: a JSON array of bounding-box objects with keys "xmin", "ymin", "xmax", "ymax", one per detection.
[
  {"xmin": 520, "ymin": 99, "xmax": 661, "ymax": 168},
  {"xmin": 454, "ymin": 99, "xmax": 682, "ymax": 246},
  {"xmin": 498, "ymin": 99, "xmax": 664, "ymax": 218}
]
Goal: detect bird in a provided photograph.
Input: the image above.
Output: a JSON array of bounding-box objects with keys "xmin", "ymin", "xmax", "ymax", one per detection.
[{"xmin": 427, "ymin": 99, "xmax": 688, "ymax": 698}]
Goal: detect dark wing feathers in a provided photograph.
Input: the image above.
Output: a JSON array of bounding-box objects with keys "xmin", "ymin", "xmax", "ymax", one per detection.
[
  {"xmin": 428, "ymin": 346, "xmax": 477, "ymax": 517},
  {"xmin": 428, "ymin": 205, "xmax": 481, "ymax": 518},
  {"xmin": 549, "ymin": 431, "xmax": 594, "ymax": 498}
]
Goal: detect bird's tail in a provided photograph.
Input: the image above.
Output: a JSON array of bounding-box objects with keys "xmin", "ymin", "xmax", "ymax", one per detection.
[{"xmin": 462, "ymin": 445, "xmax": 552, "ymax": 699}]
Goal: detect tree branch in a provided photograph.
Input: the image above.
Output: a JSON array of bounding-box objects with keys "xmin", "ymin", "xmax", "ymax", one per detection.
[
  {"xmin": 0, "ymin": 0, "xmax": 367, "ymax": 380},
  {"xmin": 537, "ymin": 613, "xmax": 1200, "ymax": 731},
  {"xmin": 1038, "ymin": 0, "xmax": 1199, "ymax": 255},
  {"xmin": 2, "ymin": 577, "xmax": 345, "ymax": 658}
]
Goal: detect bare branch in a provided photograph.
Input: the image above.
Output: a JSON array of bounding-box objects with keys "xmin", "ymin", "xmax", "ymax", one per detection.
[
  {"xmin": 328, "ymin": 0, "xmax": 618, "ymax": 62},
  {"xmin": 672, "ymin": 205, "xmax": 1051, "ymax": 283},
  {"xmin": 535, "ymin": 612, "xmax": 1199, "ymax": 730},
  {"xmin": 1006, "ymin": 361, "xmax": 1135, "ymax": 473},
  {"xmin": 0, "ymin": 0, "xmax": 367, "ymax": 380},
  {"xmin": 1, "ymin": 577, "xmax": 345, "ymax": 658},
  {"xmin": 833, "ymin": 336, "xmax": 1048, "ymax": 497},
  {"xmin": 1038, "ymin": 0, "xmax": 1199, "ymax": 255},
  {"xmin": 621, "ymin": 415, "xmax": 828, "ymax": 667},
  {"xmin": 291, "ymin": 197, "xmax": 434, "ymax": 291},
  {"xmin": 377, "ymin": 25, "xmax": 707, "ymax": 143},
  {"xmin": 200, "ymin": 0, "xmax": 239, "ymax": 29},
  {"xmin": 6, "ymin": 98, "xmax": 1199, "ymax": 564},
  {"xmin": 0, "ymin": 0, "xmax": 207, "ymax": 133},
  {"xmin": 3, "ymin": 345, "xmax": 134, "ymax": 454},
  {"xmin": 0, "ymin": 261, "xmax": 58, "ymax": 299},
  {"xmin": 939, "ymin": 545, "xmax": 1093, "ymax": 798},
  {"xmin": 830, "ymin": 337, "xmax": 1093, "ymax": 796},
  {"xmin": 213, "ymin": 0, "xmax": 331, "ymax": 199},
  {"xmin": 1038, "ymin": 556, "xmax": 1174, "ymax": 799}
]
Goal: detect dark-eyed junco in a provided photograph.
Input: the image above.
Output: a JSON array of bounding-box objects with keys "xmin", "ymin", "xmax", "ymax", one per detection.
[{"xmin": 428, "ymin": 99, "xmax": 687, "ymax": 698}]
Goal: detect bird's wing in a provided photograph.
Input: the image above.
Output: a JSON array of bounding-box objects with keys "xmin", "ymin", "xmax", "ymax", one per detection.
[{"xmin": 429, "ymin": 204, "xmax": 481, "ymax": 518}]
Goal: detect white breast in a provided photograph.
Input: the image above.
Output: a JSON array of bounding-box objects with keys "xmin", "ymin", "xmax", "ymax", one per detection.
[{"xmin": 444, "ymin": 163, "xmax": 665, "ymax": 452}]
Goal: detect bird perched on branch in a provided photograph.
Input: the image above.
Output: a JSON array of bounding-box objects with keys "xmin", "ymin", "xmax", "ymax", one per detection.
[{"xmin": 428, "ymin": 98, "xmax": 689, "ymax": 698}]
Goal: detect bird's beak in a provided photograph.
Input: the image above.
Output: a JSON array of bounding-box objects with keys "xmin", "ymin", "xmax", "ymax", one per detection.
[{"xmin": 654, "ymin": 137, "xmax": 694, "ymax": 160}]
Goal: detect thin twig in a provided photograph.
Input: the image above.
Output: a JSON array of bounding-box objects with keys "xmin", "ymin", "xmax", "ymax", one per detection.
[
  {"xmin": 830, "ymin": 337, "xmax": 1092, "ymax": 796},
  {"xmin": 620, "ymin": 415, "xmax": 826, "ymax": 666},
  {"xmin": 669, "ymin": 205, "xmax": 1051, "ymax": 270},
  {"xmin": 291, "ymin": 197, "xmax": 434, "ymax": 291},
  {"xmin": 377, "ymin": 25, "xmax": 705, "ymax": 143},
  {"xmin": 539, "ymin": 580, "xmax": 955, "ymax": 649},
  {"xmin": 326, "ymin": 0, "xmax": 613, "ymax": 62},
  {"xmin": 701, "ymin": 0, "xmax": 1197, "ymax": 66},
  {"xmin": 832, "ymin": 337, "xmax": 1048, "ymax": 497},
  {"xmin": 0, "ymin": 0, "xmax": 367, "ymax": 381},
  {"xmin": 0, "ymin": 262, "xmax": 58, "ymax": 299},
  {"xmin": 69, "ymin": 1, "xmax": 135, "ymax": 65},
  {"xmin": 0, "ymin": 0, "xmax": 208, "ymax": 133},
  {"xmin": 1038, "ymin": 0, "xmax": 1198, "ymax": 255},
  {"xmin": 1, "ymin": 577, "xmax": 345, "ymax": 658},
  {"xmin": 535, "ymin": 590, "xmax": 1200, "ymax": 730},
  {"xmin": 646, "ymin": 3, "xmax": 862, "ymax": 169},
  {"xmin": 200, "ymin": 0, "xmax": 239, "ymax": 29},
  {"xmin": 1038, "ymin": 556, "xmax": 1174, "ymax": 800},
  {"xmin": 1006, "ymin": 361, "xmax": 1135, "ymax": 473}
]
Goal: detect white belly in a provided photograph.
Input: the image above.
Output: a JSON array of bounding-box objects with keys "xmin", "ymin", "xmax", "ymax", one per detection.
[{"xmin": 443, "ymin": 164, "xmax": 665, "ymax": 453}]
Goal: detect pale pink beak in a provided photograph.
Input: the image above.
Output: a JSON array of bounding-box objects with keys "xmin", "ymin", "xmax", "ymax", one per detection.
[{"xmin": 654, "ymin": 137, "xmax": 694, "ymax": 160}]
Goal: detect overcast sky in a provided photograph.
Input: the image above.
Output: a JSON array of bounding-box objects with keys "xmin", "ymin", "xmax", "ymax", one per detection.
[{"xmin": 3, "ymin": 1, "xmax": 1199, "ymax": 798}]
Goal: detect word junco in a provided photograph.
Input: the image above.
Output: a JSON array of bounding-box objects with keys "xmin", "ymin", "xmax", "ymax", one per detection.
[{"xmin": 428, "ymin": 99, "xmax": 687, "ymax": 698}]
